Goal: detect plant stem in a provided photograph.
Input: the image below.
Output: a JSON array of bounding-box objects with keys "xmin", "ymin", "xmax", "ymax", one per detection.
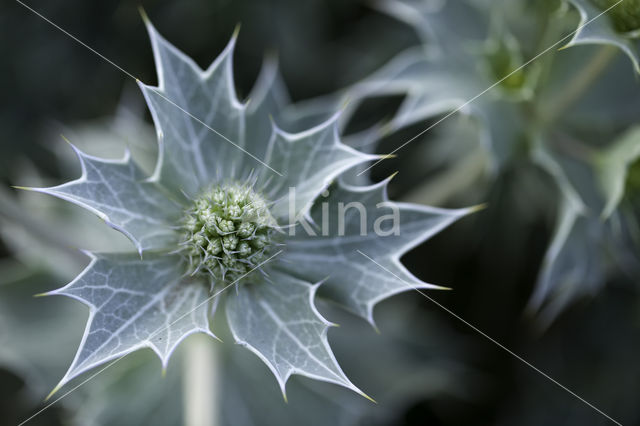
[
  {"xmin": 183, "ymin": 335, "xmax": 219, "ymax": 426},
  {"xmin": 543, "ymin": 45, "xmax": 617, "ymax": 124}
]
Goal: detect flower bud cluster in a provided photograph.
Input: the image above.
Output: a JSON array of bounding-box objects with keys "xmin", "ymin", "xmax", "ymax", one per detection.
[{"xmin": 181, "ymin": 183, "xmax": 277, "ymax": 283}]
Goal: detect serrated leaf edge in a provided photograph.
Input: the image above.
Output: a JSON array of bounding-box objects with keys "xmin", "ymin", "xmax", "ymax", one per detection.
[
  {"xmin": 565, "ymin": 0, "xmax": 640, "ymax": 73},
  {"xmin": 16, "ymin": 144, "xmax": 151, "ymax": 256},
  {"xmin": 140, "ymin": 19, "xmax": 248, "ymax": 188},
  {"xmin": 265, "ymin": 111, "xmax": 381, "ymax": 220},
  {"xmin": 308, "ymin": 176, "xmax": 478, "ymax": 327},
  {"xmin": 41, "ymin": 252, "xmax": 216, "ymax": 397},
  {"xmin": 227, "ymin": 278, "xmax": 375, "ymax": 403}
]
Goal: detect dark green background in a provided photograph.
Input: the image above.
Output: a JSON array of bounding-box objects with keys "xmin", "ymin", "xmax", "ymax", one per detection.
[{"xmin": 1, "ymin": 1, "xmax": 638, "ymax": 425}]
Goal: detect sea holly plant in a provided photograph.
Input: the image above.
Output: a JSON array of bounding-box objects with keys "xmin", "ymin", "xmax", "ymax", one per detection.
[
  {"xmin": 19, "ymin": 19, "xmax": 474, "ymax": 399},
  {"xmin": 567, "ymin": 0, "xmax": 640, "ymax": 73},
  {"xmin": 286, "ymin": 0, "xmax": 640, "ymax": 324}
]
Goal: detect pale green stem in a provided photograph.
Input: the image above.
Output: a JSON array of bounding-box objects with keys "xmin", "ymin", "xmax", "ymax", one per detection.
[
  {"xmin": 542, "ymin": 45, "xmax": 617, "ymax": 125},
  {"xmin": 183, "ymin": 335, "xmax": 219, "ymax": 426}
]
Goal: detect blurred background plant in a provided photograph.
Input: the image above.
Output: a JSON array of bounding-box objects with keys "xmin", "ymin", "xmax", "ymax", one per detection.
[{"xmin": 1, "ymin": 0, "xmax": 639, "ymax": 425}]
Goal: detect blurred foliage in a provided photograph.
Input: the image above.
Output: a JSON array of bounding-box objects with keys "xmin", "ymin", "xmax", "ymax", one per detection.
[{"xmin": 297, "ymin": 0, "xmax": 640, "ymax": 324}]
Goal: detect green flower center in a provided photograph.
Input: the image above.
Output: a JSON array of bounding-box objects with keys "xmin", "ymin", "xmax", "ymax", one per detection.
[
  {"xmin": 592, "ymin": 0, "xmax": 640, "ymax": 33},
  {"xmin": 484, "ymin": 38, "xmax": 527, "ymax": 93},
  {"xmin": 181, "ymin": 183, "xmax": 278, "ymax": 284}
]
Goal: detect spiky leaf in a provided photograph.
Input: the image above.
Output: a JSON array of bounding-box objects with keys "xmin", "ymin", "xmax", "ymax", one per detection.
[
  {"xmin": 226, "ymin": 269, "xmax": 366, "ymax": 399},
  {"xmin": 279, "ymin": 180, "xmax": 474, "ymax": 325},
  {"xmin": 529, "ymin": 143, "xmax": 640, "ymax": 325},
  {"xmin": 46, "ymin": 252, "xmax": 213, "ymax": 391},
  {"xmin": 25, "ymin": 147, "xmax": 182, "ymax": 253},
  {"xmin": 594, "ymin": 126, "xmax": 640, "ymax": 218},
  {"xmin": 139, "ymin": 19, "xmax": 372, "ymax": 221},
  {"xmin": 139, "ymin": 22, "xmax": 249, "ymax": 193},
  {"xmin": 566, "ymin": 0, "xmax": 640, "ymax": 73},
  {"xmin": 262, "ymin": 115, "xmax": 377, "ymax": 220}
]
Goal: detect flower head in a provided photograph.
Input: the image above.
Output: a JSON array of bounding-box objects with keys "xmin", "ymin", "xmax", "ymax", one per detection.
[
  {"xmin": 27, "ymin": 17, "xmax": 472, "ymax": 399},
  {"xmin": 181, "ymin": 182, "xmax": 278, "ymax": 283}
]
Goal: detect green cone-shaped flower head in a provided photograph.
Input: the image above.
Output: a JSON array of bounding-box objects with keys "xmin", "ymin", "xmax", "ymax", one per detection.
[{"xmin": 181, "ymin": 182, "xmax": 278, "ymax": 282}]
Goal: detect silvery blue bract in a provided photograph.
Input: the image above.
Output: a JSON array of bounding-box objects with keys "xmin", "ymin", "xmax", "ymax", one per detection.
[{"xmin": 26, "ymin": 17, "xmax": 472, "ymax": 398}]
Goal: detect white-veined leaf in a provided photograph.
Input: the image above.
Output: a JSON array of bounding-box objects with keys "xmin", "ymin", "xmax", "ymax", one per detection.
[
  {"xmin": 22, "ymin": 146, "xmax": 182, "ymax": 254},
  {"xmin": 139, "ymin": 21, "xmax": 248, "ymax": 194},
  {"xmin": 261, "ymin": 114, "xmax": 378, "ymax": 221},
  {"xmin": 280, "ymin": 179, "xmax": 475, "ymax": 326},
  {"xmin": 45, "ymin": 252, "xmax": 214, "ymax": 394},
  {"xmin": 226, "ymin": 269, "xmax": 369, "ymax": 400}
]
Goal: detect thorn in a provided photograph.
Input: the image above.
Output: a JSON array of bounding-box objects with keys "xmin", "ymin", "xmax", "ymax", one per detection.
[
  {"xmin": 11, "ymin": 185, "xmax": 35, "ymax": 192},
  {"xmin": 378, "ymin": 153, "xmax": 397, "ymax": 160},
  {"xmin": 138, "ymin": 5, "xmax": 150, "ymax": 24},
  {"xmin": 44, "ymin": 383, "xmax": 63, "ymax": 402},
  {"xmin": 434, "ymin": 285, "xmax": 453, "ymax": 291},
  {"xmin": 359, "ymin": 390, "xmax": 377, "ymax": 404},
  {"xmin": 232, "ymin": 23, "xmax": 241, "ymax": 40},
  {"xmin": 468, "ymin": 202, "xmax": 489, "ymax": 213},
  {"xmin": 60, "ymin": 134, "xmax": 73, "ymax": 145},
  {"xmin": 368, "ymin": 317, "xmax": 381, "ymax": 335}
]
